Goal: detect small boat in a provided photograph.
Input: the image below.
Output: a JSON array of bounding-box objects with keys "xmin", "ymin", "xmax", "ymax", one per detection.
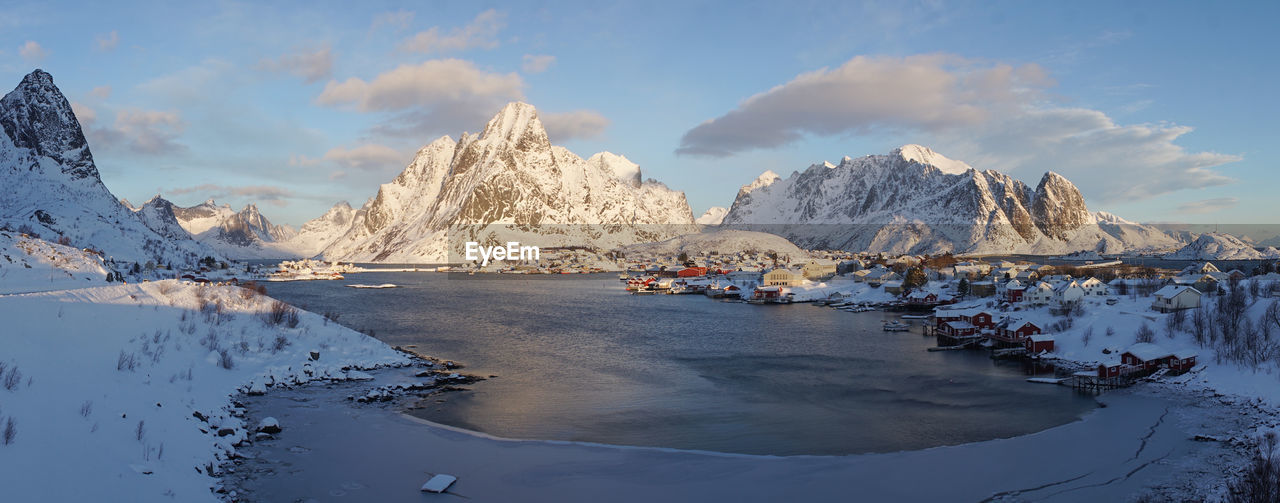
[{"xmin": 883, "ymin": 321, "xmax": 910, "ymax": 332}]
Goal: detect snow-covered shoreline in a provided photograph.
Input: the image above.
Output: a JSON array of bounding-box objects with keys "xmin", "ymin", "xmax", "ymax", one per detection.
[
  {"xmin": 0, "ymin": 280, "xmax": 412, "ymax": 502},
  {"xmin": 223, "ymin": 366, "xmax": 1269, "ymax": 502}
]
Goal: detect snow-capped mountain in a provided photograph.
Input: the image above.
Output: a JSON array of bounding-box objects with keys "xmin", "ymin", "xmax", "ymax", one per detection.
[
  {"xmin": 721, "ymin": 145, "xmax": 1182, "ymax": 255},
  {"xmin": 166, "ymin": 200, "xmax": 300, "ymax": 259},
  {"xmin": 696, "ymin": 207, "xmax": 728, "ymax": 226},
  {"xmin": 284, "ymin": 201, "xmax": 361, "ymax": 257},
  {"xmin": 135, "ymin": 195, "xmax": 192, "ymax": 241},
  {"xmin": 1165, "ymin": 232, "xmax": 1280, "ymax": 260},
  {"xmin": 321, "ymin": 102, "xmax": 696, "ymax": 263},
  {"xmin": 0, "ymin": 69, "xmax": 216, "ymax": 266}
]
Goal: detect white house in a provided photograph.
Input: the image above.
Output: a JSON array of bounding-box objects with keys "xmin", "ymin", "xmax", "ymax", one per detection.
[
  {"xmin": 1024, "ymin": 281, "xmax": 1056, "ymax": 305},
  {"xmin": 1151, "ymin": 285, "xmax": 1202, "ymax": 313},
  {"xmin": 1052, "ymin": 280, "xmax": 1085, "ymax": 307},
  {"xmin": 1079, "ymin": 277, "xmax": 1110, "ymax": 297}
]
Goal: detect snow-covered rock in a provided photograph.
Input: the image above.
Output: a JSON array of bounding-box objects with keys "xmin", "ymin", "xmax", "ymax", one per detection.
[
  {"xmin": 0, "ymin": 69, "xmax": 217, "ymax": 266},
  {"xmin": 1165, "ymin": 232, "xmax": 1280, "ymax": 260},
  {"xmin": 321, "ymin": 102, "xmax": 697, "ymax": 263},
  {"xmin": 720, "ymin": 144, "xmax": 1181, "ymax": 255},
  {"xmin": 695, "ymin": 207, "xmax": 728, "ymax": 226}
]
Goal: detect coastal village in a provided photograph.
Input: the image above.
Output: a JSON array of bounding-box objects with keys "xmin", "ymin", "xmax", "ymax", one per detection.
[{"xmin": 618, "ymin": 250, "xmax": 1280, "ymax": 392}]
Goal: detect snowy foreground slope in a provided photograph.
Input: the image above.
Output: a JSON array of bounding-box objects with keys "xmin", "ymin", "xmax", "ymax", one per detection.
[
  {"xmin": 721, "ymin": 145, "xmax": 1182, "ymax": 255},
  {"xmin": 0, "ymin": 230, "xmax": 108, "ymax": 294},
  {"xmin": 0, "ymin": 280, "xmax": 408, "ymax": 502}
]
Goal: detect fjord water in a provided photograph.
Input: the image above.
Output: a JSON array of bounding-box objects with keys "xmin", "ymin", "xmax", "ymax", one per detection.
[{"xmin": 264, "ymin": 272, "xmax": 1095, "ymax": 456}]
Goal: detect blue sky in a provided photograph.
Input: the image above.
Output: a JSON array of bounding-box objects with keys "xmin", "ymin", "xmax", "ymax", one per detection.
[{"xmin": 1, "ymin": 0, "xmax": 1275, "ymax": 228}]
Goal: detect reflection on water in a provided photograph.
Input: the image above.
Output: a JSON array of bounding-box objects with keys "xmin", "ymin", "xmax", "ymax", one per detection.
[{"xmin": 264, "ymin": 273, "xmax": 1096, "ymax": 456}]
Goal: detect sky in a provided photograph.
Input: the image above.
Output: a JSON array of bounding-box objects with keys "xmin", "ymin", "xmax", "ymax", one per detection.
[{"xmin": 0, "ymin": 0, "xmax": 1276, "ymax": 229}]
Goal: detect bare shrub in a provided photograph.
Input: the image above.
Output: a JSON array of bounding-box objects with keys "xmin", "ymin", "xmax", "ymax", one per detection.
[
  {"xmin": 79, "ymin": 400, "xmax": 93, "ymax": 418},
  {"xmin": 3, "ymin": 366, "xmax": 22, "ymax": 390},
  {"xmin": 1227, "ymin": 432, "xmax": 1280, "ymax": 503},
  {"xmin": 217, "ymin": 349, "xmax": 234, "ymax": 370},
  {"xmin": 2, "ymin": 417, "xmax": 14, "ymax": 445},
  {"xmin": 156, "ymin": 281, "xmax": 174, "ymax": 295},
  {"xmin": 1135, "ymin": 323, "xmax": 1156, "ymax": 343},
  {"xmin": 263, "ymin": 300, "xmax": 298, "ymax": 327},
  {"xmin": 116, "ymin": 351, "xmax": 137, "ymax": 371},
  {"xmin": 1106, "ymin": 326, "xmax": 1115, "ymax": 337},
  {"xmin": 135, "ymin": 420, "xmax": 146, "ymax": 442},
  {"xmin": 272, "ymin": 334, "xmax": 290, "ymax": 353}
]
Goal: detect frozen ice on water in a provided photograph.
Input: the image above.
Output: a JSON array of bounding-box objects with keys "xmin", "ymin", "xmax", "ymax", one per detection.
[{"xmin": 420, "ymin": 474, "xmax": 456, "ymax": 493}]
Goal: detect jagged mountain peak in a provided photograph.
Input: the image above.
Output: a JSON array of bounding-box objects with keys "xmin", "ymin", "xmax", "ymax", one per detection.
[
  {"xmin": 1, "ymin": 68, "xmax": 97, "ymax": 181},
  {"xmin": 478, "ymin": 101, "xmax": 549, "ymax": 150}
]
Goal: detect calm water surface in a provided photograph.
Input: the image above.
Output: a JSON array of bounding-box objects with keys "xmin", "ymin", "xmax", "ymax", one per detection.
[{"xmin": 264, "ymin": 272, "xmax": 1096, "ymax": 456}]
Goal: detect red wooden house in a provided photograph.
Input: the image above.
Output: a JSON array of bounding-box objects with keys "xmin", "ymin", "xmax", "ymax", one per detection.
[
  {"xmin": 1024, "ymin": 334, "xmax": 1055, "ymax": 353},
  {"xmin": 677, "ymin": 267, "xmax": 709, "ymax": 278}
]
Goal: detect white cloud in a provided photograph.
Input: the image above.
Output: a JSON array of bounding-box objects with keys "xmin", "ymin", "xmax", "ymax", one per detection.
[
  {"xmin": 88, "ymin": 85, "xmax": 112, "ymax": 99},
  {"xmin": 317, "ymin": 59, "xmax": 522, "ymax": 112},
  {"xmin": 522, "ymin": 54, "xmax": 556, "ymax": 74},
  {"xmin": 168, "ymin": 184, "xmax": 293, "ymax": 206},
  {"xmin": 70, "ymin": 102, "xmax": 97, "ymax": 124},
  {"xmin": 292, "ymin": 144, "xmax": 407, "ymax": 174},
  {"xmin": 317, "ymin": 59, "xmax": 523, "ymax": 135},
  {"xmin": 95, "ymin": 31, "xmax": 119, "ymax": 52},
  {"xmin": 371, "ymin": 10, "xmax": 414, "ymax": 32},
  {"xmin": 542, "ymin": 110, "xmax": 610, "ymax": 141},
  {"xmin": 18, "ymin": 40, "xmax": 47, "ymax": 62},
  {"xmin": 398, "ymin": 9, "xmax": 504, "ymax": 54},
  {"xmin": 257, "ymin": 46, "xmax": 334, "ymax": 83},
  {"xmin": 74, "ymin": 102, "xmax": 187, "ymax": 155},
  {"xmin": 678, "ymin": 53, "xmax": 1238, "ymax": 202},
  {"xmin": 1176, "ymin": 197, "xmax": 1239, "ymax": 215}
]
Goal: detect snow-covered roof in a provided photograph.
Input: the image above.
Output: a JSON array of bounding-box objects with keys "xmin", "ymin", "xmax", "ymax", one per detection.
[
  {"xmin": 1153, "ymin": 285, "xmax": 1200, "ymax": 299},
  {"xmin": 943, "ymin": 321, "xmax": 976, "ymax": 330},
  {"xmin": 934, "ymin": 306, "xmax": 991, "ymax": 318},
  {"xmin": 1028, "ymin": 334, "xmax": 1055, "ymax": 342},
  {"xmin": 1125, "ymin": 343, "xmax": 1173, "ymax": 362}
]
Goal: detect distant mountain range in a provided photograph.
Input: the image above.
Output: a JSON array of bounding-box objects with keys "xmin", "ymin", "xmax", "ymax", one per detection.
[
  {"xmin": 3, "ymin": 70, "xmax": 1274, "ymax": 264},
  {"xmin": 719, "ymin": 145, "xmax": 1185, "ymax": 256}
]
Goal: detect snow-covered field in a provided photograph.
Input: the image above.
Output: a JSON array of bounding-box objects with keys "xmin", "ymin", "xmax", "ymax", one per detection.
[{"xmin": 0, "ymin": 280, "xmax": 408, "ymax": 502}]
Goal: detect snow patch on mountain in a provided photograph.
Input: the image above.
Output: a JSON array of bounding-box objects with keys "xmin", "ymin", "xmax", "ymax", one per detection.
[
  {"xmin": 696, "ymin": 206, "xmax": 729, "ymax": 225},
  {"xmin": 586, "ymin": 152, "xmax": 642, "ymax": 188},
  {"xmin": 284, "ymin": 201, "xmax": 360, "ymax": 257}
]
